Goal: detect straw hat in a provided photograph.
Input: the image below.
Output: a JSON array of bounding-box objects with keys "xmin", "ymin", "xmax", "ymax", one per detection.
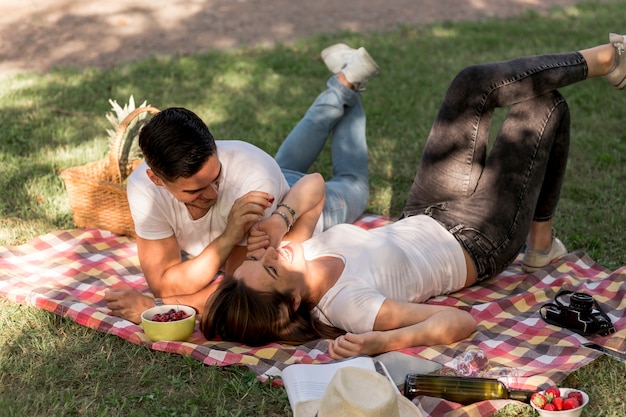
[{"xmin": 295, "ymin": 366, "xmax": 423, "ymax": 417}]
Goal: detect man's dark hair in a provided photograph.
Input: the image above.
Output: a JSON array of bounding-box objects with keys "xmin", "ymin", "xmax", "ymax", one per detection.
[{"xmin": 139, "ymin": 107, "xmax": 217, "ymax": 182}]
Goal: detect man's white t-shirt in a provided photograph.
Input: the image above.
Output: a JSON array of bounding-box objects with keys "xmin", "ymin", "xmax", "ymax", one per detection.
[
  {"xmin": 302, "ymin": 215, "xmax": 466, "ymax": 334},
  {"xmin": 127, "ymin": 140, "xmax": 289, "ymax": 257}
]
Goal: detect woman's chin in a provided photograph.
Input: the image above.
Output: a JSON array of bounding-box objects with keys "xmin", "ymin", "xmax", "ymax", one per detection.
[{"xmin": 277, "ymin": 245, "xmax": 294, "ymax": 264}]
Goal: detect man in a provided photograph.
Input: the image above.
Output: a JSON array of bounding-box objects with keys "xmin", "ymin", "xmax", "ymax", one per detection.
[{"xmin": 105, "ymin": 43, "xmax": 381, "ymax": 323}]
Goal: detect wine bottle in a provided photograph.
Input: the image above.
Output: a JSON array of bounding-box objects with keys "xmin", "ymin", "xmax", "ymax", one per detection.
[{"xmin": 404, "ymin": 374, "xmax": 535, "ymax": 405}]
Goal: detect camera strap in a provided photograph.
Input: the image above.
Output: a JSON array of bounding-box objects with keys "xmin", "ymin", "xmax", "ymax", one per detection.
[
  {"xmin": 539, "ymin": 300, "xmax": 566, "ymax": 327},
  {"xmin": 539, "ymin": 290, "xmax": 616, "ymax": 336}
]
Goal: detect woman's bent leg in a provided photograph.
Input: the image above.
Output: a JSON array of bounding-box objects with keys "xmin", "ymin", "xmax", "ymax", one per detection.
[
  {"xmin": 403, "ymin": 52, "xmax": 587, "ymax": 215},
  {"xmin": 424, "ymin": 91, "xmax": 571, "ymax": 280}
]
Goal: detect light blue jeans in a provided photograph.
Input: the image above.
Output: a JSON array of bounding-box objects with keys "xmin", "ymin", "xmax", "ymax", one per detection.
[{"xmin": 275, "ymin": 76, "xmax": 369, "ymax": 229}]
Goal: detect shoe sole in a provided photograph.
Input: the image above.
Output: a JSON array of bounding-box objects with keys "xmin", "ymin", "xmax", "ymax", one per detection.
[
  {"xmin": 610, "ymin": 75, "xmax": 626, "ymax": 89},
  {"xmin": 343, "ymin": 47, "xmax": 381, "ymax": 89},
  {"xmin": 521, "ymin": 240, "xmax": 568, "ymax": 273},
  {"xmin": 358, "ymin": 47, "xmax": 381, "ymax": 75},
  {"xmin": 606, "ymin": 33, "xmax": 626, "ymax": 89},
  {"xmin": 522, "ymin": 261, "xmax": 558, "ymax": 273}
]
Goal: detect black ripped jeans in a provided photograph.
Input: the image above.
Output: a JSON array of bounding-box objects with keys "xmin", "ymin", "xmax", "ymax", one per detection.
[{"xmin": 403, "ymin": 52, "xmax": 588, "ymax": 280}]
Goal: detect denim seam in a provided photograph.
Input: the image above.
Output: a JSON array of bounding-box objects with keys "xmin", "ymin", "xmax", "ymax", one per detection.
[{"xmin": 505, "ymin": 96, "xmax": 567, "ymax": 250}]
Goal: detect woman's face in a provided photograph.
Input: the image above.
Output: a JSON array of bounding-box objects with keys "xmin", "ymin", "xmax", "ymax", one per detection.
[{"xmin": 233, "ymin": 242, "xmax": 306, "ymax": 298}]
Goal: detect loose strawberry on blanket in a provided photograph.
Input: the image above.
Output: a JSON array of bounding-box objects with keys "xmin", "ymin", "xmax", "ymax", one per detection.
[{"xmin": 530, "ymin": 392, "xmax": 547, "ymax": 408}]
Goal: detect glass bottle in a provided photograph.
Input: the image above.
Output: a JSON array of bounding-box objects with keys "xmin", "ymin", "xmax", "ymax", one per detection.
[{"xmin": 404, "ymin": 374, "xmax": 535, "ymax": 405}]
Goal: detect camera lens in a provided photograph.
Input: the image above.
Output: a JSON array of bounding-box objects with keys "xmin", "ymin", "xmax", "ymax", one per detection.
[{"xmin": 570, "ymin": 292, "xmax": 593, "ymax": 313}]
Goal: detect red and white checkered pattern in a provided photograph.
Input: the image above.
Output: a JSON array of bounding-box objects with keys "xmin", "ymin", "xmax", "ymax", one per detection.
[{"xmin": 1, "ymin": 215, "xmax": 624, "ymax": 417}]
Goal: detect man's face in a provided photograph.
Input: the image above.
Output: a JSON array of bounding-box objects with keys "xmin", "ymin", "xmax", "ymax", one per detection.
[{"xmin": 147, "ymin": 155, "xmax": 222, "ymax": 211}]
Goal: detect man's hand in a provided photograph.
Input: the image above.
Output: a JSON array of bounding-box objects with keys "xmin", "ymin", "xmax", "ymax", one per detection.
[
  {"xmin": 222, "ymin": 191, "xmax": 274, "ymax": 247},
  {"xmin": 104, "ymin": 285, "xmax": 155, "ymax": 324}
]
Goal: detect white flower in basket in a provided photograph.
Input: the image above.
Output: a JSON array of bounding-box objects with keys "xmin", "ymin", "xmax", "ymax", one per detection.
[{"xmin": 106, "ymin": 95, "xmax": 152, "ymax": 180}]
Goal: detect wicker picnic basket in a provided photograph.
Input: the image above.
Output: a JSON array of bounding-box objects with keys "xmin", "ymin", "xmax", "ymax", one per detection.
[{"xmin": 60, "ymin": 106, "xmax": 160, "ymax": 237}]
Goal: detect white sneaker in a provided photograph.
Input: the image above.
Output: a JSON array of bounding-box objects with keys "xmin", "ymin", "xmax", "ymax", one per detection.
[
  {"xmin": 342, "ymin": 47, "xmax": 381, "ymax": 90},
  {"xmin": 521, "ymin": 236, "xmax": 568, "ymax": 273},
  {"xmin": 604, "ymin": 33, "xmax": 626, "ymax": 89},
  {"xmin": 321, "ymin": 43, "xmax": 357, "ymax": 74}
]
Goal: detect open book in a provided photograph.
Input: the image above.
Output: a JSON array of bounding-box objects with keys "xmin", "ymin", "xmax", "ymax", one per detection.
[
  {"xmin": 281, "ymin": 352, "xmax": 442, "ymax": 415},
  {"xmin": 281, "ymin": 356, "xmax": 397, "ymax": 414}
]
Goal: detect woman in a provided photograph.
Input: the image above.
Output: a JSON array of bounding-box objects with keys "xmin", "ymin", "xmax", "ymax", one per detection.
[{"xmin": 200, "ymin": 33, "xmax": 626, "ymax": 359}]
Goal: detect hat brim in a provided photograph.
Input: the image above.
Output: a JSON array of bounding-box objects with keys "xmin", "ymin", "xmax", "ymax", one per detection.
[
  {"xmin": 293, "ymin": 395, "xmax": 423, "ymax": 417},
  {"xmin": 293, "ymin": 398, "xmax": 320, "ymax": 417},
  {"xmin": 397, "ymin": 395, "xmax": 425, "ymax": 417}
]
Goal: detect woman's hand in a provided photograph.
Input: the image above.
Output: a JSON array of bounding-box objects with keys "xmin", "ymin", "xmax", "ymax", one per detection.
[
  {"xmin": 327, "ymin": 301, "xmax": 477, "ymax": 359},
  {"xmin": 246, "ymin": 222, "xmax": 271, "ymax": 254},
  {"xmin": 327, "ymin": 332, "xmax": 388, "ymax": 359},
  {"xmin": 245, "ymin": 173, "xmax": 326, "ymax": 256},
  {"xmin": 246, "ymin": 215, "xmax": 287, "ymax": 256}
]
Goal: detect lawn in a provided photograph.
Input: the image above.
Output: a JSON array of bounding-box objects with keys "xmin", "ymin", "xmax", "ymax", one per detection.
[{"xmin": 1, "ymin": 2, "xmax": 625, "ymax": 416}]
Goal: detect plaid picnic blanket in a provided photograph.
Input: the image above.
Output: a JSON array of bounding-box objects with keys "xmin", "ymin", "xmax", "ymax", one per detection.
[{"xmin": 1, "ymin": 214, "xmax": 624, "ymax": 417}]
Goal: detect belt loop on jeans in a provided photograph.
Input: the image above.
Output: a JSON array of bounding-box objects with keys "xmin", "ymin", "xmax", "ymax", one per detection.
[{"xmin": 448, "ymin": 224, "xmax": 464, "ymax": 234}]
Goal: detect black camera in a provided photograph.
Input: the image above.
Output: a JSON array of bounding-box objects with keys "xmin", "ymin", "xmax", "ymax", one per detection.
[{"xmin": 540, "ymin": 290, "xmax": 615, "ymax": 336}]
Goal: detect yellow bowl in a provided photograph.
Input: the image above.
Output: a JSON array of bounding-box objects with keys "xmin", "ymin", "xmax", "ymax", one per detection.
[
  {"xmin": 530, "ymin": 388, "xmax": 589, "ymax": 417},
  {"xmin": 141, "ymin": 304, "xmax": 196, "ymax": 342}
]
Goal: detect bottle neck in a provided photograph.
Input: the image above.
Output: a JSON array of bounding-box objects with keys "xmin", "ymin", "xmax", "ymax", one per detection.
[{"xmin": 508, "ymin": 389, "xmax": 535, "ymax": 403}]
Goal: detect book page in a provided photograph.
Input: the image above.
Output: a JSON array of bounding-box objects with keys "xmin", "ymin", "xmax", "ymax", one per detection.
[
  {"xmin": 281, "ymin": 356, "xmax": 377, "ymax": 410},
  {"xmin": 374, "ymin": 351, "xmax": 442, "ymax": 389}
]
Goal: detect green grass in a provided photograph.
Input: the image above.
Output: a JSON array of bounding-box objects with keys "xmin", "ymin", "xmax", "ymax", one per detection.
[{"xmin": 1, "ymin": 2, "xmax": 625, "ymax": 416}]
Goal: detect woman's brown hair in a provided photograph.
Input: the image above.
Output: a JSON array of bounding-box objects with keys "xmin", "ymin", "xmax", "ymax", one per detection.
[{"xmin": 200, "ymin": 275, "xmax": 345, "ymax": 346}]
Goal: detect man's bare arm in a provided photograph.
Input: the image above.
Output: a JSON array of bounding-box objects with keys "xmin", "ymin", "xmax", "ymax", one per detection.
[{"xmin": 139, "ymin": 191, "xmax": 274, "ymax": 297}]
